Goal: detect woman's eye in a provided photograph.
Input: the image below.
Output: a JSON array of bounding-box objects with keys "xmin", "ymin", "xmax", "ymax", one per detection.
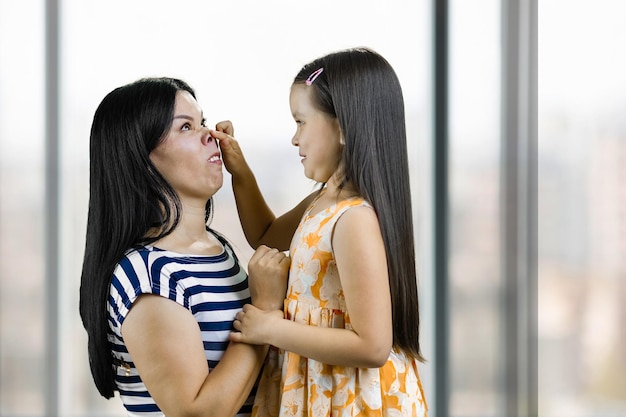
[{"xmin": 181, "ymin": 122, "xmax": 191, "ymax": 131}]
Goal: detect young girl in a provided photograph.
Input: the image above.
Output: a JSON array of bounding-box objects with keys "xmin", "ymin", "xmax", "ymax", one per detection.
[{"xmin": 215, "ymin": 47, "xmax": 428, "ymax": 416}]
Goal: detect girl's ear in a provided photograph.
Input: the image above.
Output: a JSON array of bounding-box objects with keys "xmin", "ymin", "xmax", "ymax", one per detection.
[{"xmin": 334, "ymin": 118, "xmax": 344, "ymax": 146}]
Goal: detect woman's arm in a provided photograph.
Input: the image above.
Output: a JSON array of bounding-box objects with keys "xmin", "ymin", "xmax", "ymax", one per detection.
[
  {"xmin": 121, "ymin": 247, "xmax": 289, "ymax": 417},
  {"xmin": 230, "ymin": 206, "xmax": 393, "ymax": 368},
  {"xmin": 212, "ymin": 126, "xmax": 316, "ymax": 251},
  {"xmin": 123, "ymin": 296, "xmax": 265, "ymax": 417}
]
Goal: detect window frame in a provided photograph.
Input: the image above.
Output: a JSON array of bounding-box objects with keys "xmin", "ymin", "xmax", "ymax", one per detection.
[
  {"xmin": 37, "ymin": 0, "xmax": 537, "ymax": 415},
  {"xmin": 432, "ymin": 0, "xmax": 537, "ymax": 416}
]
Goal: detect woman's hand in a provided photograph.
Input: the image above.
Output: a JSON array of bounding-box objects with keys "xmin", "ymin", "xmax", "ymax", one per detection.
[
  {"xmin": 247, "ymin": 245, "xmax": 289, "ymax": 311},
  {"xmin": 230, "ymin": 304, "xmax": 284, "ymax": 345}
]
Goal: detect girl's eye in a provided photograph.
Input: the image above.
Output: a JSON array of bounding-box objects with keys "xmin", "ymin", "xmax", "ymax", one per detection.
[
  {"xmin": 201, "ymin": 118, "xmax": 207, "ymax": 128},
  {"xmin": 181, "ymin": 122, "xmax": 192, "ymax": 131}
]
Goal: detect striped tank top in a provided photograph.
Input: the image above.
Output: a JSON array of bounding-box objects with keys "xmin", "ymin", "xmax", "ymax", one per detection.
[{"xmin": 107, "ymin": 237, "xmax": 253, "ymax": 416}]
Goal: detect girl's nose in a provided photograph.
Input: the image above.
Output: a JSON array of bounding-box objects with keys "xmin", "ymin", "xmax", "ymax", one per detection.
[{"xmin": 291, "ymin": 134, "xmax": 298, "ymax": 146}]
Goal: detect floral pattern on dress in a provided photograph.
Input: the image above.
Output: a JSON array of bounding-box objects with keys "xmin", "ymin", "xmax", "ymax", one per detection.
[{"xmin": 253, "ymin": 191, "xmax": 428, "ymax": 417}]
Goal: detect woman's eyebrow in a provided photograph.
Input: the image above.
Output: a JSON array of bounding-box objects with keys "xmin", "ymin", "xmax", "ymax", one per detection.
[{"xmin": 173, "ymin": 115, "xmax": 193, "ymax": 121}]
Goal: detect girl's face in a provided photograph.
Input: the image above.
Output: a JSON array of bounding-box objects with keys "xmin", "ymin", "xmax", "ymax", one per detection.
[
  {"xmin": 289, "ymin": 84, "xmax": 343, "ymax": 183},
  {"xmin": 150, "ymin": 91, "xmax": 223, "ymax": 202}
]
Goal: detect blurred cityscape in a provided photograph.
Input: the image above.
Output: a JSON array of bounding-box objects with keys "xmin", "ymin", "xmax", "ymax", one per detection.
[
  {"xmin": 2, "ymin": 0, "xmax": 625, "ymax": 415},
  {"xmin": 539, "ymin": 106, "xmax": 626, "ymax": 416},
  {"xmin": 4, "ymin": 113, "xmax": 626, "ymax": 416}
]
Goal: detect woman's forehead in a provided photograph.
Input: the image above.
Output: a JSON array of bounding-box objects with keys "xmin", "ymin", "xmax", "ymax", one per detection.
[{"xmin": 174, "ymin": 91, "xmax": 203, "ymax": 117}]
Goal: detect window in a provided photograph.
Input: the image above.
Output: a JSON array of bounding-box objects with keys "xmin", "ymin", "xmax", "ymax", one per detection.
[
  {"xmin": 449, "ymin": 1, "xmax": 503, "ymax": 415},
  {"xmin": 538, "ymin": 1, "xmax": 626, "ymax": 416},
  {"xmin": 8, "ymin": 1, "xmax": 621, "ymax": 417},
  {"xmin": 0, "ymin": 1, "xmax": 430, "ymax": 415},
  {"xmin": 0, "ymin": 1, "xmax": 46, "ymax": 415}
]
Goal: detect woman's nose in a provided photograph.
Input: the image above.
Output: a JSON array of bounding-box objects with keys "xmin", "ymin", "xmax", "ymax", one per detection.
[
  {"xmin": 201, "ymin": 128, "xmax": 215, "ymax": 147},
  {"xmin": 291, "ymin": 134, "xmax": 298, "ymax": 146}
]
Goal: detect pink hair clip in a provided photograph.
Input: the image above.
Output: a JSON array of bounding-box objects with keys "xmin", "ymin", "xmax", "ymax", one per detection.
[{"xmin": 305, "ymin": 68, "xmax": 324, "ymax": 85}]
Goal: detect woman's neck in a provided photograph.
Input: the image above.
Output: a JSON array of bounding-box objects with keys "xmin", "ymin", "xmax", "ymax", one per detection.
[{"xmin": 151, "ymin": 201, "xmax": 222, "ymax": 255}]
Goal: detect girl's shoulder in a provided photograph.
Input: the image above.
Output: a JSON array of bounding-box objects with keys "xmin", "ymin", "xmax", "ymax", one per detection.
[
  {"xmin": 302, "ymin": 196, "xmax": 376, "ymax": 241},
  {"xmin": 330, "ymin": 194, "xmax": 374, "ymax": 219},
  {"xmin": 307, "ymin": 186, "xmax": 371, "ymax": 218},
  {"xmin": 333, "ymin": 198, "xmax": 377, "ymax": 229}
]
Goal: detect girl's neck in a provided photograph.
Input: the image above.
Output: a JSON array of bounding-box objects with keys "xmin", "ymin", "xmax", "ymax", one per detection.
[
  {"xmin": 308, "ymin": 176, "xmax": 360, "ymax": 217},
  {"xmin": 325, "ymin": 173, "xmax": 358, "ymax": 200}
]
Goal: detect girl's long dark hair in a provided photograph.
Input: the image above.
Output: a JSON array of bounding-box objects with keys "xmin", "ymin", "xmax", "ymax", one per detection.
[
  {"xmin": 79, "ymin": 77, "xmax": 213, "ymax": 397},
  {"xmin": 294, "ymin": 48, "xmax": 424, "ymax": 361}
]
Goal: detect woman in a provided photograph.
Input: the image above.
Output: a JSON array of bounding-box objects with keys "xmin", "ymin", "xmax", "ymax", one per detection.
[{"xmin": 79, "ymin": 77, "xmax": 288, "ymax": 417}]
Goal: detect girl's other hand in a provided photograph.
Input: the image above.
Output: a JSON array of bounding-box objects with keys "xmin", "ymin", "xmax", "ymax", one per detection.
[
  {"xmin": 229, "ymin": 304, "xmax": 283, "ymax": 345},
  {"xmin": 247, "ymin": 245, "xmax": 289, "ymax": 311}
]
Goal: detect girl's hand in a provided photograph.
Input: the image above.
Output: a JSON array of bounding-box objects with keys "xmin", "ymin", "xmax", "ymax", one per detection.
[
  {"xmin": 247, "ymin": 245, "xmax": 289, "ymax": 311},
  {"xmin": 215, "ymin": 120, "xmax": 234, "ymax": 136},
  {"xmin": 210, "ymin": 123, "xmax": 248, "ymax": 177},
  {"xmin": 229, "ymin": 304, "xmax": 283, "ymax": 345}
]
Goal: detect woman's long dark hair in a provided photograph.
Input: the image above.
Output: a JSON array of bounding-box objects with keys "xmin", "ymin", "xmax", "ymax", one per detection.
[
  {"xmin": 79, "ymin": 77, "xmax": 215, "ymax": 397},
  {"xmin": 294, "ymin": 48, "xmax": 424, "ymax": 362}
]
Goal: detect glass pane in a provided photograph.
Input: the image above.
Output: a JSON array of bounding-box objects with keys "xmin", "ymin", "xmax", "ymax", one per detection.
[
  {"xmin": 0, "ymin": 0, "xmax": 46, "ymax": 415},
  {"xmin": 539, "ymin": 1, "xmax": 626, "ymax": 416},
  {"xmin": 448, "ymin": 1, "xmax": 502, "ymax": 416},
  {"xmin": 57, "ymin": 1, "xmax": 432, "ymax": 415}
]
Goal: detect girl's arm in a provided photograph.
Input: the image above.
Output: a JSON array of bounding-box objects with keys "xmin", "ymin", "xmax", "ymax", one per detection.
[
  {"xmin": 230, "ymin": 206, "xmax": 393, "ymax": 368},
  {"xmin": 121, "ymin": 247, "xmax": 288, "ymax": 417},
  {"xmin": 212, "ymin": 125, "xmax": 316, "ymax": 251}
]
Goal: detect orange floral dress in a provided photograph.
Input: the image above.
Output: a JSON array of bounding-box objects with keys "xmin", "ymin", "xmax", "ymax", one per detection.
[{"xmin": 252, "ymin": 192, "xmax": 428, "ymax": 417}]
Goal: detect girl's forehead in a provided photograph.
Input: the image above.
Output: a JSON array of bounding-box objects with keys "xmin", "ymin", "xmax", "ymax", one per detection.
[
  {"xmin": 290, "ymin": 83, "xmax": 308, "ymax": 97},
  {"xmin": 289, "ymin": 84, "xmax": 315, "ymax": 109}
]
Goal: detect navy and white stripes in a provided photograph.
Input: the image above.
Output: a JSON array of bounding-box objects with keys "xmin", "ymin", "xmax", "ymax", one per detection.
[{"xmin": 107, "ymin": 242, "xmax": 253, "ymax": 416}]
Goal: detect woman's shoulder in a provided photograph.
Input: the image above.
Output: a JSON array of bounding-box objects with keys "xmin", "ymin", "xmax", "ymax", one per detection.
[
  {"xmin": 111, "ymin": 245, "xmax": 189, "ymax": 287},
  {"xmin": 111, "ymin": 246, "xmax": 152, "ymax": 286}
]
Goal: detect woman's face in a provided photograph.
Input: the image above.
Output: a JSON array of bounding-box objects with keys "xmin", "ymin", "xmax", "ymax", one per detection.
[
  {"xmin": 289, "ymin": 84, "xmax": 343, "ymax": 183},
  {"xmin": 150, "ymin": 91, "xmax": 223, "ymax": 202}
]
